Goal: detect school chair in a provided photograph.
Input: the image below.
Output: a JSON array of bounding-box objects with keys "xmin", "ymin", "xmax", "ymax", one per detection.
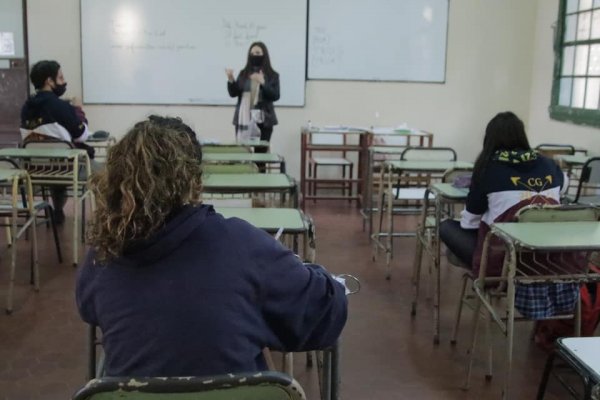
[
  {"xmin": 535, "ymin": 143, "xmax": 576, "ymax": 158},
  {"xmin": 537, "ymin": 337, "xmax": 600, "ymax": 400},
  {"xmin": 572, "ymin": 157, "xmax": 600, "ymax": 206},
  {"xmin": 460, "ymin": 204, "xmax": 600, "ymax": 399},
  {"xmin": 0, "ymin": 157, "xmax": 62, "ymax": 264},
  {"xmin": 307, "ymin": 132, "xmax": 354, "ymax": 202},
  {"xmin": 22, "ymin": 139, "xmax": 91, "ymax": 244},
  {"xmin": 410, "ymin": 166, "xmax": 472, "ymax": 343},
  {"xmin": 72, "ymin": 371, "xmax": 306, "ymax": 400}
]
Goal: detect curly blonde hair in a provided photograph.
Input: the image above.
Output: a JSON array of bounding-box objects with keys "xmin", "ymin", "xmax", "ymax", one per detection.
[{"xmin": 87, "ymin": 116, "xmax": 203, "ymax": 262}]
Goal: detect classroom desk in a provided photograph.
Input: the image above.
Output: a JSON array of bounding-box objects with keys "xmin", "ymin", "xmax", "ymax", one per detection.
[
  {"xmin": 86, "ymin": 136, "xmax": 116, "ymax": 162},
  {"xmin": 202, "ymin": 140, "xmax": 270, "ymax": 152},
  {"xmin": 0, "ymin": 148, "xmax": 93, "ymax": 266},
  {"xmin": 466, "ymin": 221, "xmax": 600, "ymax": 400},
  {"xmin": 362, "ymin": 146, "xmax": 405, "ymax": 237},
  {"xmin": 410, "ymin": 182, "xmax": 469, "ymax": 344},
  {"xmin": 372, "ymin": 160, "xmax": 473, "ymax": 279},
  {"xmin": 203, "ymin": 173, "xmax": 298, "ymax": 207},
  {"xmin": 0, "ymin": 168, "xmax": 38, "ymax": 313},
  {"xmin": 300, "ymin": 126, "xmax": 369, "ymax": 207},
  {"xmin": 203, "ymin": 152, "xmax": 285, "ymax": 173},
  {"xmin": 538, "ymin": 337, "xmax": 600, "ymax": 400}
]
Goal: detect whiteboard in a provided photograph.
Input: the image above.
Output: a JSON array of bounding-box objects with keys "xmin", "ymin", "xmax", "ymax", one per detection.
[
  {"xmin": 81, "ymin": 0, "xmax": 307, "ymax": 106},
  {"xmin": 0, "ymin": 0, "xmax": 25, "ymax": 58},
  {"xmin": 308, "ymin": 0, "xmax": 449, "ymax": 82}
]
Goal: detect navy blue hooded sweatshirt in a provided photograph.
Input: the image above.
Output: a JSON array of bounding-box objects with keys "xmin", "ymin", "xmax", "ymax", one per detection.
[{"xmin": 76, "ymin": 204, "xmax": 347, "ymax": 377}]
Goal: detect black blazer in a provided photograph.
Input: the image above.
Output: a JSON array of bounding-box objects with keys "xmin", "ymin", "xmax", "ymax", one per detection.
[{"xmin": 227, "ymin": 72, "xmax": 280, "ymax": 128}]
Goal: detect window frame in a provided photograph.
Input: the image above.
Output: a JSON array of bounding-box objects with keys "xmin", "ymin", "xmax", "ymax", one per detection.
[{"xmin": 549, "ymin": 0, "xmax": 600, "ymax": 128}]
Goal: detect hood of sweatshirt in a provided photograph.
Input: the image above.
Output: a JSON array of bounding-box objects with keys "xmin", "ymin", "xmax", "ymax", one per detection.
[{"xmin": 113, "ymin": 204, "xmax": 215, "ymax": 268}]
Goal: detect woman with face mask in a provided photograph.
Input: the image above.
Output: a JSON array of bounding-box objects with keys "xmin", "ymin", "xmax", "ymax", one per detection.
[{"xmin": 226, "ymin": 42, "xmax": 280, "ymax": 164}]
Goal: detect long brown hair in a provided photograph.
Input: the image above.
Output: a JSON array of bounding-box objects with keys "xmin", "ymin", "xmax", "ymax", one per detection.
[
  {"xmin": 240, "ymin": 41, "xmax": 278, "ymax": 78},
  {"xmin": 472, "ymin": 111, "xmax": 531, "ymax": 185},
  {"xmin": 87, "ymin": 116, "xmax": 203, "ymax": 262}
]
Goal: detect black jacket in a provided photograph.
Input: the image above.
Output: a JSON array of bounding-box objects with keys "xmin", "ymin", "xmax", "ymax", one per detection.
[
  {"xmin": 228, "ymin": 71, "xmax": 280, "ymax": 128},
  {"xmin": 21, "ymin": 91, "xmax": 87, "ymax": 140}
]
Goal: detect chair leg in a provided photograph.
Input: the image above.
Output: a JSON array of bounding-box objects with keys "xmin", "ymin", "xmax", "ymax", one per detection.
[
  {"xmin": 535, "ymin": 352, "xmax": 556, "ymax": 400},
  {"xmin": 313, "ymin": 164, "xmax": 318, "ymax": 203},
  {"xmin": 81, "ymin": 197, "xmax": 86, "ymax": 244},
  {"xmin": 341, "ymin": 165, "xmax": 346, "ymax": 197},
  {"xmin": 411, "ymin": 227, "xmax": 425, "ymax": 317},
  {"xmin": 349, "ymin": 164, "xmax": 354, "ymax": 202},
  {"xmin": 451, "ymin": 274, "xmax": 469, "ymax": 345},
  {"xmin": 484, "ymin": 295, "xmax": 493, "ymax": 381},
  {"xmin": 48, "ymin": 205, "xmax": 63, "ymax": 263},
  {"xmin": 463, "ymin": 291, "xmax": 482, "ymax": 390}
]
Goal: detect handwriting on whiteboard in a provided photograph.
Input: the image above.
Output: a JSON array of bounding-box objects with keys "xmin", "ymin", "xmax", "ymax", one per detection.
[
  {"xmin": 222, "ymin": 19, "xmax": 267, "ymax": 47},
  {"xmin": 310, "ymin": 26, "xmax": 342, "ymax": 67}
]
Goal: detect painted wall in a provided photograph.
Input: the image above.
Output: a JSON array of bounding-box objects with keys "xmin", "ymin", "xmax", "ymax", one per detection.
[
  {"xmin": 528, "ymin": 0, "xmax": 600, "ymax": 151},
  {"xmin": 27, "ymin": 0, "xmax": 539, "ymax": 178}
]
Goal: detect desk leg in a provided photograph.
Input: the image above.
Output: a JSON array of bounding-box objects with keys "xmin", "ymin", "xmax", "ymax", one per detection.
[
  {"xmin": 385, "ymin": 165, "xmax": 393, "ymax": 279},
  {"xmin": 503, "ymin": 246, "xmax": 518, "ymax": 400},
  {"xmin": 72, "ymin": 158, "xmax": 80, "ymax": 267},
  {"xmin": 366, "ymin": 150, "xmax": 373, "ymax": 236},
  {"xmin": 357, "ymin": 133, "xmax": 368, "ymax": 209},
  {"xmin": 300, "ymin": 132, "xmax": 307, "ymax": 210},
  {"xmin": 321, "ymin": 350, "xmax": 332, "ymax": 400},
  {"xmin": 6, "ymin": 178, "xmax": 19, "ymax": 314},
  {"xmin": 331, "ymin": 342, "xmax": 340, "ymax": 400},
  {"xmin": 411, "ymin": 189, "xmax": 431, "ymax": 317},
  {"xmin": 433, "ymin": 195, "xmax": 442, "ymax": 345}
]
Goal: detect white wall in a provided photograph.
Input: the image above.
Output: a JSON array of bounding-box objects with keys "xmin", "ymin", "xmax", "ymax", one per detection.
[
  {"xmin": 528, "ymin": 0, "xmax": 600, "ymax": 150},
  {"xmin": 27, "ymin": 0, "xmax": 539, "ymax": 179}
]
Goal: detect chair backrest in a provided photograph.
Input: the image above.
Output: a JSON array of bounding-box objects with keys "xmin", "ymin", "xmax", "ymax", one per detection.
[
  {"xmin": 22, "ymin": 139, "xmax": 74, "ymax": 149},
  {"xmin": 574, "ymin": 157, "xmax": 600, "ymax": 203},
  {"xmin": 535, "ymin": 143, "xmax": 575, "ymax": 158},
  {"xmin": 72, "ymin": 372, "xmax": 306, "ymax": 400},
  {"xmin": 0, "ymin": 157, "xmax": 19, "ymax": 170},
  {"xmin": 400, "ymin": 146, "xmax": 456, "ymax": 161},
  {"xmin": 516, "ymin": 203, "xmax": 600, "ymax": 223}
]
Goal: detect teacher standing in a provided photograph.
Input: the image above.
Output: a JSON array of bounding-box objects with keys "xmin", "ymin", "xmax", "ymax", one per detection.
[{"xmin": 226, "ymin": 41, "xmax": 280, "ymax": 149}]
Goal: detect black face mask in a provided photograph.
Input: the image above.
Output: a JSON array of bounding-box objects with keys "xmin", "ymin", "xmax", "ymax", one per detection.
[
  {"xmin": 52, "ymin": 81, "xmax": 67, "ymax": 97},
  {"xmin": 249, "ymin": 55, "xmax": 264, "ymax": 67}
]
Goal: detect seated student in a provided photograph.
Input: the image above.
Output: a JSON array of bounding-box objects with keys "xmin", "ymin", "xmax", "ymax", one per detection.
[
  {"xmin": 76, "ymin": 116, "xmax": 348, "ymax": 377},
  {"xmin": 21, "ymin": 60, "xmax": 95, "ymax": 223},
  {"xmin": 440, "ymin": 111, "xmax": 566, "ymax": 276}
]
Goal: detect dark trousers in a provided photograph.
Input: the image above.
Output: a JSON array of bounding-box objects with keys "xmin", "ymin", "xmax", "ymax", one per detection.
[
  {"xmin": 256, "ymin": 124, "xmax": 273, "ymax": 172},
  {"xmin": 439, "ymin": 219, "xmax": 478, "ymax": 267}
]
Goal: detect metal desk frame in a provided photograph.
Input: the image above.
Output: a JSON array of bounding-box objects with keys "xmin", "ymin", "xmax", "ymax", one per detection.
[
  {"xmin": 0, "ymin": 148, "xmax": 94, "ymax": 266},
  {"xmin": 410, "ymin": 182, "xmax": 469, "ymax": 344},
  {"xmin": 371, "ymin": 160, "xmax": 473, "ymax": 279},
  {"xmin": 465, "ymin": 221, "xmax": 600, "ymax": 400},
  {"xmin": 0, "ymin": 168, "xmax": 38, "ymax": 313}
]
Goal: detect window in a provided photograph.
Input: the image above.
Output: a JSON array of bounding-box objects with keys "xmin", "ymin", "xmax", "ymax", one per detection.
[{"xmin": 550, "ymin": 0, "xmax": 600, "ymax": 127}]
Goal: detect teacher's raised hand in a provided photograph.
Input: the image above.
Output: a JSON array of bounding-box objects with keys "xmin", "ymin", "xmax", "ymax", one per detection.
[{"xmin": 225, "ymin": 68, "xmax": 235, "ymax": 82}]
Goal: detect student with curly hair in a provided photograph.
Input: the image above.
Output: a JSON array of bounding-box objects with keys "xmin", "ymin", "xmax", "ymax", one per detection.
[{"xmin": 76, "ymin": 116, "xmax": 347, "ymax": 377}]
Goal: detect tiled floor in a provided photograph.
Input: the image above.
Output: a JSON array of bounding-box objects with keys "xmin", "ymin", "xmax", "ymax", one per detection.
[{"xmin": 0, "ymin": 200, "xmax": 579, "ymax": 399}]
